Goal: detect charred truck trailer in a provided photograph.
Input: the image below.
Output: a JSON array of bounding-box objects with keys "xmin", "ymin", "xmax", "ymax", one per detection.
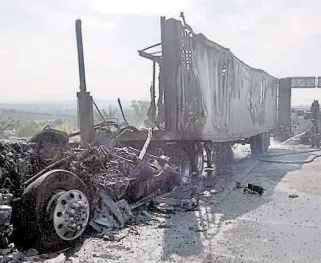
[
  {"xmin": 116, "ymin": 16, "xmax": 278, "ymax": 181},
  {"xmin": 0, "ymin": 16, "xmax": 278, "ymax": 255}
]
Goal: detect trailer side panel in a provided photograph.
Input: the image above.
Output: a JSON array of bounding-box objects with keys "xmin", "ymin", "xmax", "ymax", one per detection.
[{"xmin": 162, "ymin": 19, "xmax": 278, "ymax": 142}]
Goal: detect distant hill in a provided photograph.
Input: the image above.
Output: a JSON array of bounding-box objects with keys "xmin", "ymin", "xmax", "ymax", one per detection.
[{"xmin": 0, "ymin": 99, "xmax": 133, "ymax": 113}]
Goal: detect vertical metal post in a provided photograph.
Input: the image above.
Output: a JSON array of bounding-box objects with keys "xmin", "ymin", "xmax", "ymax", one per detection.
[
  {"xmin": 278, "ymin": 78, "xmax": 292, "ymax": 129},
  {"xmin": 161, "ymin": 17, "xmax": 181, "ymax": 131},
  {"xmin": 152, "ymin": 61, "xmax": 156, "ymax": 99},
  {"xmin": 75, "ymin": 19, "xmax": 95, "ymax": 143},
  {"xmin": 150, "ymin": 61, "xmax": 156, "ymax": 121},
  {"xmin": 76, "ymin": 19, "xmax": 87, "ymax": 92},
  {"xmin": 276, "ymin": 80, "xmax": 279, "ymax": 125}
]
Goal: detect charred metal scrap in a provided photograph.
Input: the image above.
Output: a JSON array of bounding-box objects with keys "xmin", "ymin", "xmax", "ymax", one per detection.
[
  {"xmin": 48, "ymin": 144, "xmax": 181, "ymax": 202},
  {"xmin": 0, "ymin": 128, "xmax": 181, "ymax": 254}
]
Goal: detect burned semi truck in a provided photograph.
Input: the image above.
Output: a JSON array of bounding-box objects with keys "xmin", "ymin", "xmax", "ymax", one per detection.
[
  {"xmin": 112, "ymin": 15, "xmax": 278, "ymax": 182},
  {"xmin": 0, "ymin": 15, "xmax": 278, "ymax": 254}
]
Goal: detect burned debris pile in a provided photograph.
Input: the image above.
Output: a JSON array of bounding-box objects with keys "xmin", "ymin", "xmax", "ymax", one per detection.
[
  {"xmin": 35, "ymin": 143, "xmax": 181, "ymax": 203},
  {"xmin": 0, "ymin": 140, "xmax": 47, "ymax": 260},
  {"xmin": 0, "ymin": 140, "xmax": 47, "ymax": 196},
  {"xmin": 0, "ymin": 128, "xmax": 183, "ymax": 258}
]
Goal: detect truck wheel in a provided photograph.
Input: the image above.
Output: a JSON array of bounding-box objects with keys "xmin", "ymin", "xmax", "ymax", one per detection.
[
  {"xmin": 250, "ymin": 134, "xmax": 263, "ymax": 155},
  {"xmin": 176, "ymin": 151, "xmax": 191, "ymax": 184},
  {"xmin": 192, "ymin": 143, "xmax": 204, "ymax": 176},
  {"xmin": 14, "ymin": 169, "xmax": 90, "ymax": 252},
  {"xmin": 165, "ymin": 145, "xmax": 191, "ymax": 184},
  {"xmin": 263, "ymin": 132, "xmax": 270, "ymax": 152},
  {"xmin": 250, "ymin": 133, "xmax": 270, "ymax": 155},
  {"xmin": 204, "ymin": 142, "xmax": 213, "ymax": 168}
]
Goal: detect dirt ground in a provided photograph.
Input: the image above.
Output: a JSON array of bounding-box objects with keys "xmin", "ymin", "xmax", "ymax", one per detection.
[{"xmin": 69, "ymin": 142, "xmax": 321, "ymax": 263}]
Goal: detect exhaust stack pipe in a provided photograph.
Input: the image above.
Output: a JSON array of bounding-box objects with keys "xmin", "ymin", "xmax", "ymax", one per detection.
[{"xmin": 75, "ymin": 19, "xmax": 95, "ymax": 143}]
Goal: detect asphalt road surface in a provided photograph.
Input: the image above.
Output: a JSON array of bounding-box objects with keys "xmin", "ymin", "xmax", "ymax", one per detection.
[{"xmin": 71, "ymin": 142, "xmax": 321, "ymax": 263}]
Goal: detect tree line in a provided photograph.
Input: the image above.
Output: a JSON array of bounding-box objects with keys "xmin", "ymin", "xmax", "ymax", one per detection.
[{"xmin": 0, "ymin": 100, "xmax": 150, "ymax": 139}]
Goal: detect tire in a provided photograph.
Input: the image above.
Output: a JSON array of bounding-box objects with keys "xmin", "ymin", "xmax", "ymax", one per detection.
[
  {"xmin": 263, "ymin": 132, "xmax": 270, "ymax": 152},
  {"xmin": 164, "ymin": 144, "xmax": 192, "ymax": 184},
  {"xmin": 192, "ymin": 143, "xmax": 204, "ymax": 176},
  {"xmin": 204, "ymin": 142, "xmax": 213, "ymax": 168},
  {"xmin": 250, "ymin": 134, "xmax": 263, "ymax": 155},
  {"xmin": 250, "ymin": 133, "xmax": 270, "ymax": 155},
  {"xmin": 176, "ymin": 150, "xmax": 192, "ymax": 184},
  {"xmin": 13, "ymin": 169, "xmax": 90, "ymax": 252}
]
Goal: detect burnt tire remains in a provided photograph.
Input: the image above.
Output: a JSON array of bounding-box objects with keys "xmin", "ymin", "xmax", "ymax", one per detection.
[
  {"xmin": 164, "ymin": 144, "xmax": 192, "ymax": 184},
  {"xmin": 13, "ymin": 169, "xmax": 90, "ymax": 252},
  {"xmin": 192, "ymin": 143, "xmax": 204, "ymax": 176},
  {"xmin": 250, "ymin": 132, "xmax": 270, "ymax": 155}
]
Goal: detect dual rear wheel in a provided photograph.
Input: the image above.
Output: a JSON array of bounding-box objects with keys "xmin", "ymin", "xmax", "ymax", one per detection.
[{"xmin": 164, "ymin": 143, "xmax": 204, "ymax": 184}]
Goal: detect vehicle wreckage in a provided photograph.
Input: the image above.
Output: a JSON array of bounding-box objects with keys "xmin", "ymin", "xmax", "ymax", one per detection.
[
  {"xmin": 0, "ymin": 13, "xmax": 286, "ymax": 255},
  {"xmin": 0, "ymin": 127, "xmax": 182, "ymax": 253}
]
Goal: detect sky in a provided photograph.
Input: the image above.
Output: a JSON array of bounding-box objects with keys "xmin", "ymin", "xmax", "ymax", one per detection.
[{"xmin": 1, "ymin": 0, "xmax": 321, "ymax": 106}]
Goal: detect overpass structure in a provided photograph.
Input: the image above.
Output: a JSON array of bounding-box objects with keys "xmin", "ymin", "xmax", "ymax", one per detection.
[{"xmin": 278, "ymin": 76, "xmax": 321, "ymax": 130}]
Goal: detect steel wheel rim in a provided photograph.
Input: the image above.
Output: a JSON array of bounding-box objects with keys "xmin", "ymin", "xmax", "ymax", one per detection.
[{"xmin": 51, "ymin": 190, "xmax": 90, "ymax": 241}]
